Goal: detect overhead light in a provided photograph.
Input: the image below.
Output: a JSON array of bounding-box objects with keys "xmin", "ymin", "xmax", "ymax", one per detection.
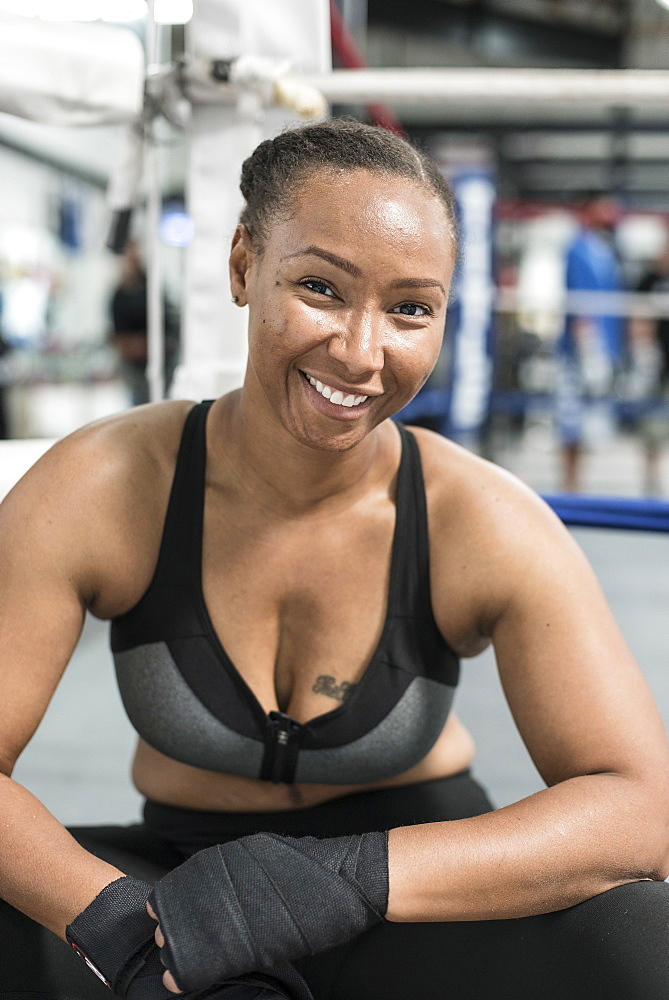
[
  {"xmin": 38, "ymin": 0, "xmax": 99, "ymax": 19},
  {"xmin": 656, "ymin": 0, "xmax": 669, "ymax": 8},
  {"xmin": 99, "ymin": 0, "xmax": 147, "ymax": 21},
  {"xmin": 153, "ymin": 0, "xmax": 193, "ymax": 24},
  {"xmin": 0, "ymin": 0, "xmax": 191, "ymax": 22},
  {"xmin": 0, "ymin": 0, "xmax": 147, "ymax": 19},
  {"xmin": 0, "ymin": 1, "xmax": 39, "ymax": 14},
  {"xmin": 160, "ymin": 209, "xmax": 194, "ymax": 247}
]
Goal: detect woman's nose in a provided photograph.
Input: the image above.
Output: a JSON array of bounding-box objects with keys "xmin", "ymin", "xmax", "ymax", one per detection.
[{"xmin": 326, "ymin": 311, "xmax": 385, "ymax": 375}]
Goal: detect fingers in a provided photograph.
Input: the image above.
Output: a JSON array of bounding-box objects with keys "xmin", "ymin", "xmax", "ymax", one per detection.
[
  {"xmin": 145, "ymin": 901, "xmax": 166, "ymax": 946},
  {"xmin": 163, "ymin": 969, "xmax": 182, "ymax": 994},
  {"xmin": 145, "ymin": 901, "xmax": 183, "ymax": 994}
]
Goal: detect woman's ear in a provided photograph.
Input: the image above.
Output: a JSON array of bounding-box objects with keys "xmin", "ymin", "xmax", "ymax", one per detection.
[{"xmin": 229, "ymin": 225, "xmax": 254, "ymax": 306}]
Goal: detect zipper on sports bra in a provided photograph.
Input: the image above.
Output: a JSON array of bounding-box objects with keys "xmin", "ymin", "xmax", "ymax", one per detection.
[{"xmin": 260, "ymin": 711, "xmax": 303, "ymax": 783}]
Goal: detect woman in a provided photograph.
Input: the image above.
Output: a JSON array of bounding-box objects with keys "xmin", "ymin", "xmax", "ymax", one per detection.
[{"xmin": 1, "ymin": 119, "xmax": 668, "ymax": 1000}]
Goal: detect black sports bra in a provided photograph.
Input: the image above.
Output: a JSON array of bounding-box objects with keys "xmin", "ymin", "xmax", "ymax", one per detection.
[{"xmin": 111, "ymin": 402, "xmax": 460, "ymax": 784}]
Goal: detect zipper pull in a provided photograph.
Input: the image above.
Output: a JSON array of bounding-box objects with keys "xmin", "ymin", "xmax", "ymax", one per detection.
[{"xmin": 261, "ymin": 711, "xmax": 302, "ymax": 783}]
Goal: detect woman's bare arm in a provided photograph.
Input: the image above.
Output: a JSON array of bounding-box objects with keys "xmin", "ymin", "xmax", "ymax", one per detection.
[
  {"xmin": 0, "ymin": 407, "xmax": 184, "ymax": 938},
  {"xmin": 386, "ymin": 431, "xmax": 669, "ymax": 922}
]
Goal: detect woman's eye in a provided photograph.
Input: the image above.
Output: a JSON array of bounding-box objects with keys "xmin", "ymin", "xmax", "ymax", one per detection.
[
  {"xmin": 392, "ymin": 302, "xmax": 431, "ymax": 317},
  {"xmin": 301, "ymin": 279, "xmax": 335, "ymax": 297}
]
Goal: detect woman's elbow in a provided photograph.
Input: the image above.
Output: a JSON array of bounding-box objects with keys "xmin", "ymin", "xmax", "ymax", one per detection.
[{"xmin": 632, "ymin": 775, "xmax": 669, "ymax": 881}]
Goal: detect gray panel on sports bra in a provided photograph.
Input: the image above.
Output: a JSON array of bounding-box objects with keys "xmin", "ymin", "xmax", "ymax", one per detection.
[
  {"xmin": 114, "ymin": 642, "xmax": 264, "ymax": 775},
  {"xmin": 295, "ymin": 677, "xmax": 455, "ymax": 784},
  {"xmin": 115, "ymin": 643, "xmax": 454, "ymax": 784}
]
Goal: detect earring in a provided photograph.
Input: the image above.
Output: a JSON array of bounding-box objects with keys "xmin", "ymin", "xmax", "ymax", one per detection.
[{"xmin": 231, "ymin": 296, "xmax": 239, "ymax": 304}]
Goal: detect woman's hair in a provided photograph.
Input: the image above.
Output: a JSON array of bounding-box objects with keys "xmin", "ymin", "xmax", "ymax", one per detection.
[{"xmin": 239, "ymin": 117, "xmax": 458, "ymax": 254}]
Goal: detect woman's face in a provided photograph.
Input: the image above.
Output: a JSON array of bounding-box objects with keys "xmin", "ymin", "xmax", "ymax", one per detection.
[{"xmin": 231, "ymin": 168, "xmax": 456, "ymax": 452}]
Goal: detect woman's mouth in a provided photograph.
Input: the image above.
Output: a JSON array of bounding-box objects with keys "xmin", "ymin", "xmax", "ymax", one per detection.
[{"xmin": 300, "ymin": 371, "xmax": 369, "ymax": 408}]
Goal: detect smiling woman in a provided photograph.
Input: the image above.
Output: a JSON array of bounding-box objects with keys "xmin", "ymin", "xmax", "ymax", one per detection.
[
  {"xmin": 1, "ymin": 118, "xmax": 669, "ymax": 1000},
  {"xmin": 230, "ymin": 155, "xmax": 454, "ymax": 452}
]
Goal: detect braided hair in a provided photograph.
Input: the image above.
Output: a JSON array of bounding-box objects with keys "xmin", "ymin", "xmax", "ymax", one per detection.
[{"xmin": 239, "ymin": 117, "xmax": 458, "ymax": 254}]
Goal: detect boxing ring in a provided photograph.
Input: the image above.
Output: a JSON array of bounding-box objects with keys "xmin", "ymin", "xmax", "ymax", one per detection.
[{"xmin": 1, "ymin": 0, "xmax": 669, "ymax": 535}]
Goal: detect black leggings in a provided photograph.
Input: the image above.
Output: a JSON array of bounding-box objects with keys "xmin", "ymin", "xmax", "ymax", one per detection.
[{"xmin": 1, "ymin": 772, "xmax": 668, "ymax": 1000}]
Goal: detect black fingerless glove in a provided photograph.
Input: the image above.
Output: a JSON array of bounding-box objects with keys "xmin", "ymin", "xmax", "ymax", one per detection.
[
  {"xmin": 147, "ymin": 831, "xmax": 389, "ymax": 993},
  {"xmin": 66, "ymin": 875, "xmax": 314, "ymax": 1000},
  {"xmin": 66, "ymin": 875, "xmax": 170, "ymax": 999}
]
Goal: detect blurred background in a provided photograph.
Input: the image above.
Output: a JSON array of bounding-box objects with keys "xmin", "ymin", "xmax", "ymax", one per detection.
[
  {"xmin": 1, "ymin": 0, "xmax": 668, "ymax": 825},
  {"xmin": 1, "ymin": 0, "xmax": 669, "ymax": 496}
]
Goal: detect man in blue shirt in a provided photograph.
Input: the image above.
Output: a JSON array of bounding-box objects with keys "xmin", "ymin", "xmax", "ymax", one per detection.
[{"xmin": 555, "ymin": 194, "xmax": 623, "ymax": 492}]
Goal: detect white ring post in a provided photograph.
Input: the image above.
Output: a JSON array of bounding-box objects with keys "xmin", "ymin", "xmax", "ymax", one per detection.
[{"xmin": 170, "ymin": 0, "xmax": 331, "ymax": 403}]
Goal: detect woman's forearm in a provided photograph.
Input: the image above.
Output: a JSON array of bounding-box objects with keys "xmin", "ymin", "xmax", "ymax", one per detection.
[
  {"xmin": 386, "ymin": 773, "xmax": 669, "ymax": 922},
  {"xmin": 0, "ymin": 773, "xmax": 124, "ymax": 939}
]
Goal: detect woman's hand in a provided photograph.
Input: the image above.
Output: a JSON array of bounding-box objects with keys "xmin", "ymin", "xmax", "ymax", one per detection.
[
  {"xmin": 145, "ymin": 831, "xmax": 388, "ymax": 994},
  {"xmin": 146, "ymin": 901, "xmax": 181, "ymax": 994},
  {"xmin": 146, "ymin": 900, "xmax": 317, "ymax": 1000}
]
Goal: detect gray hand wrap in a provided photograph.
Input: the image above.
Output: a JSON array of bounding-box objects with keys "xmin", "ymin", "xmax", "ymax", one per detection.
[{"xmin": 147, "ymin": 831, "xmax": 389, "ymax": 993}]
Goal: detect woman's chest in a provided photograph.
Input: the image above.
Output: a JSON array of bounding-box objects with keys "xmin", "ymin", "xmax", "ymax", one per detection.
[{"xmin": 201, "ymin": 502, "xmax": 396, "ymax": 721}]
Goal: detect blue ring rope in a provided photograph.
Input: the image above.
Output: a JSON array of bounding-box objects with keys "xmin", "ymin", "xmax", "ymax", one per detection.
[{"xmin": 542, "ymin": 495, "xmax": 669, "ymax": 532}]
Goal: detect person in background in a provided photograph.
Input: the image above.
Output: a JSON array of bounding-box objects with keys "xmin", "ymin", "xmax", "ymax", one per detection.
[
  {"xmin": 555, "ymin": 194, "xmax": 624, "ymax": 492},
  {"xmin": 109, "ymin": 240, "xmax": 179, "ymax": 406},
  {"xmin": 627, "ymin": 244, "xmax": 669, "ymax": 496}
]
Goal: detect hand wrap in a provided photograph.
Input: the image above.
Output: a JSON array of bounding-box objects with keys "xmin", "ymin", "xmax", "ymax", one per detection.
[
  {"xmin": 66, "ymin": 875, "xmax": 314, "ymax": 1000},
  {"xmin": 205, "ymin": 968, "xmax": 314, "ymax": 1000},
  {"xmin": 66, "ymin": 875, "xmax": 171, "ymax": 999},
  {"xmin": 147, "ymin": 831, "xmax": 389, "ymax": 993}
]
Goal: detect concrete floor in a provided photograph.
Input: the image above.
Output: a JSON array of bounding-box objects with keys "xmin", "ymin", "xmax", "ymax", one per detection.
[
  {"xmin": 492, "ymin": 418, "xmax": 669, "ymax": 498},
  {"xmin": 9, "ymin": 525, "xmax": 668, "ymax": 825}
]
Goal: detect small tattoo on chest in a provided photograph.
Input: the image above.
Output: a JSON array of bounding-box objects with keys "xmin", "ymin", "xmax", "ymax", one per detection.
[{"xmin": 312, "ymin": 674, "xmax": 357, "ymax": 703}]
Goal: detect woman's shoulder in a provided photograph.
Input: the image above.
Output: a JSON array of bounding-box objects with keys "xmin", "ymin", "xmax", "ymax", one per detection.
[
  {"xmin": 405, "ymin": 425, "xmax": 585, "ymax": 647},
  {"xmin": 405, "ymin": 423, "xmax": 566, "ymax": 546},
  {"xmin": 72, "ymin": 397, "xmax": 194, "ymax": 451},
  {"xmin": 405, "ymin": 422, "xmax": 527, "ymax": 499},
  {"xmin": 0, "ymin": 400, "xmax": 198, "ymax": 615},
  {"xmin": 37, "ymin": 399, "xmax": 195, "ymax": 492}
]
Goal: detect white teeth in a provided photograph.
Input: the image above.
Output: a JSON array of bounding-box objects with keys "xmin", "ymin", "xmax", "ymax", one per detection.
[{"xmin": 304, "ymin": 373, "xmax": 369, "ymax": 407}]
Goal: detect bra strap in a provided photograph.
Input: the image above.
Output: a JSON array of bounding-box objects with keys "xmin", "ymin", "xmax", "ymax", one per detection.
[
  {"xmin": 390, "ymin": 423, "xmax": 433, "ymax": 616},
  {"xmin": 153, "ymin": 399, "xmax": 214, "ymax": 585}
]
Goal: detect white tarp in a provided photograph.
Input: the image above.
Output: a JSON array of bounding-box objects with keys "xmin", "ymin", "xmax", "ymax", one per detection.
[{"xmin": 0, "ymin": 13, "xmax": 144, "ymax": 126}]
